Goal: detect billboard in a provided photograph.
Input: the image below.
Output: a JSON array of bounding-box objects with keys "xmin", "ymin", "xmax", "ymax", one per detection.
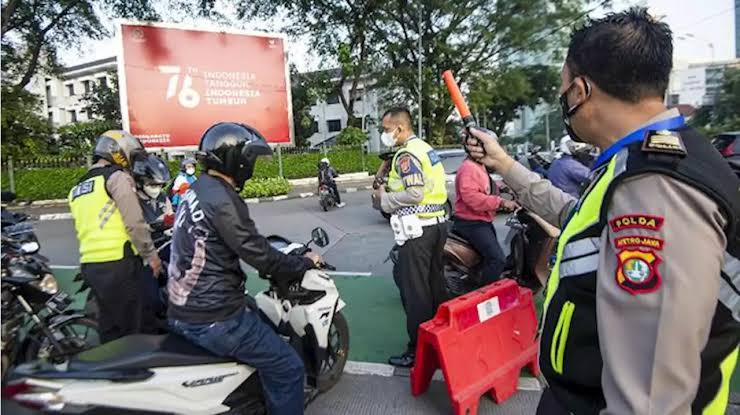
[{"xmin": 117, "ymin": 21, "xmax": 293, "ymax": 149}]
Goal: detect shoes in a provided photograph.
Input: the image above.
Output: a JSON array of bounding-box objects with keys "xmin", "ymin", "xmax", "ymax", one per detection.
[
  {"xmin": 337, "ymin": 202, "xmax": 346, "ymax": 208},
  {"xmin": 388, "ymin": 350, "xmax": 415, "ymax": 368}
]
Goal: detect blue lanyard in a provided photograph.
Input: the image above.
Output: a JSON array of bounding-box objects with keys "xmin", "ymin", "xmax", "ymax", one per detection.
[{"xmin": 591, "ymin": 115, "xmax": 686, "ymax": 171}]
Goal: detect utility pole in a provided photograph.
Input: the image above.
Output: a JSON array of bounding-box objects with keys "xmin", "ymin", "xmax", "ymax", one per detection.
[
  {"xmin": 545, "ymin": 105, "xmax": 550, "ymax": 145},
  {"xmin": 417, "ymin": 4, "xmax": 423, "ymax": 138}
]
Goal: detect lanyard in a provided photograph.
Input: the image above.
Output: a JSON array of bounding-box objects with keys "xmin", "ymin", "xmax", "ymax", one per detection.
[{"xmin": 591, "ymin": 115, "xmax": 686, "ymax": 171}]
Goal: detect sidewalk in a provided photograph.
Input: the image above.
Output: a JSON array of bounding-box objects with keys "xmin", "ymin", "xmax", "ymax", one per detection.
[{"xmin": 6, "ymin": 173, "xmax": 375, "ymax": 220}]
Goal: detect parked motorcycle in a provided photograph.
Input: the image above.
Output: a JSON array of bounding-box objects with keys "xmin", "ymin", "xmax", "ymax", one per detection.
[
  {"xmin": 1, "ymin": 236, "xmax": 99, "ymax": 382},
  {"xmin": 7, "ymin": 227, "xmax": 349, "ymax": 414},
  {"xmin": 442, "ymin": 209, "xmax": 560, "ymax": 297}
]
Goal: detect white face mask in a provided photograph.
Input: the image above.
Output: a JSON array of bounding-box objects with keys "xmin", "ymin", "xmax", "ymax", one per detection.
[
  {"xmin": 380, "ymin": 129, "xmax": 397, "ymax": 147},
  {"xmin": 143, "ymin": 184, "xmax": 163, "ymax": 199},
  {"xmin": 185, "ymin": 167, "xmax": 196, "ymax": 176}
]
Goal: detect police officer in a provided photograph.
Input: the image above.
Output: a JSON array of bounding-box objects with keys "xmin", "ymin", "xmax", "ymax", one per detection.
[
  {"xmin": 466, "ymin": 8, "xmax": 740, "ymax": 414},
  {"xmin": 69, "ymin": 131, "xmax": 161, "ymax": 342},
  {"xmin": 372, "ymin": 107, "xmax": 449, "ymax": 367}
]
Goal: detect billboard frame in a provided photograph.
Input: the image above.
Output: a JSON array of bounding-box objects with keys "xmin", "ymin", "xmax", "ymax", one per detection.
[{"xmin": 115, "ymin": 19, "xmax": 295, "ymax": 151}]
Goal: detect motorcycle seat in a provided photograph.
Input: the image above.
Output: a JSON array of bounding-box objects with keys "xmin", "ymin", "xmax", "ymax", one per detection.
[{"xmin": 68, "ymin": 334, "xmax": 231, "ymax": 372}]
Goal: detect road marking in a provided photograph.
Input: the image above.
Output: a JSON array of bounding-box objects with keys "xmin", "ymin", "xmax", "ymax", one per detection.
[
  {"xmin": 39, "ymin": 213, "xmax": 73, "ymax": 221},
  {"xmin": 272, "ymin": 195, "xmax": 288, "ymax": 201},
  {"xmin": 50, "ymin": 265, "xmax": 80, "ymax": 269},
  {"xmin": 244, "ymin": 198, "xmax": 260, "ymax": 204},
  {"xmin": 363, "ymin": 185, "xmax": 373, "ymax": 190},
  {"xmin": 300, "ymin": 192, "xmax": 314, "ymax": 198},
  {"xmin": 345, "ymin": 187, "xmax": 358, "ymax": 193}
]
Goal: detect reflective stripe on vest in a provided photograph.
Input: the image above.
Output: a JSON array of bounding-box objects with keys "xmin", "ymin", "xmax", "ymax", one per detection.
[
  {"xmin": 721, "ymin": 254, "xmax": 740, "ymax": 322},
  {"xmin": 69, "ymin": 174, "xmax": 134, "ymax": 263},
  {"xmin": 388, "ymin": 138, "xmax": 447, "ymax": 218}
]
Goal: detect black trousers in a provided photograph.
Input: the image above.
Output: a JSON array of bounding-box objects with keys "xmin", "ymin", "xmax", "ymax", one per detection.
[
  {"xmin": 452, "ymin": 219, "xmax": 506, "ymax": 284},
  {"xmin": 393, "ymin": 222, "xmax": 448, "ymax": 349},
  {"xmin": 536, "ymin": 388, "xmax": 571, "ymax": 415},
  {"xmin": 81, "ymin": 256, "xmax": 149, "ymax": 342},
  {"xmin": 328, "ymin": 182, "xmax": 341, "ymax": 204}
]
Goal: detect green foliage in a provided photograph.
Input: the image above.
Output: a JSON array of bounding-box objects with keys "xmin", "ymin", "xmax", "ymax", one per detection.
[
  {"xmin": 251, "ymin": 146, "xmax": 380, "ymax": 180},
  {"xmin": 335, "ymin": 127, "xmax": 368, "ymax": 146},
  {"xmin": 57, "ymin": 119, "xmax": 121, "ymax": 156},
  {"xmin": 1, "ymin": 166, "xmax": 87, "ymax": 201},
  {"xmin": 241, "ymin": 177, "xmax": 291, "ymax": 199},
  {"xmin": 0, "ymin": 83, "xmax": 54, "ymax": 157},
  {"xmin": 81, "ymin": 71, "xmax": 122, "ymax": 123},
  {"xmin": 290, "ymin": 67, "xmax": 333, "ymax": 146},
  {"xmin": 691, "ymin": 68, "xmax": 740, "ymax": 137}
]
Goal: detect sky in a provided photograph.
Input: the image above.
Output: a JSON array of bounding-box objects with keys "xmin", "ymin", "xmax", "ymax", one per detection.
[{"xmin": 61, "ymin": 0, "xmax": 738, "ymax": 71}]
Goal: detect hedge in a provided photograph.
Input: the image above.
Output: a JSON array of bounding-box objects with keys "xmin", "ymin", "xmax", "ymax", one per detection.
[{"xmin": 1, "ymin": 168, "xmax": 292, "ymax": 201}]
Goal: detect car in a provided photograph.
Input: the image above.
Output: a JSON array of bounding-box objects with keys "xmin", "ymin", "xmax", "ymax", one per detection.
[{"xmin": 713, "ymin": 131, "xmax": 740, "ymax": 178}]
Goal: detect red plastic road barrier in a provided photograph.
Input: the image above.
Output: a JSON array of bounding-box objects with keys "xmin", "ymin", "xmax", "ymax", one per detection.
[{"xmin": 410, "ymin": 279, "xmax": 540, "ymax": 415}]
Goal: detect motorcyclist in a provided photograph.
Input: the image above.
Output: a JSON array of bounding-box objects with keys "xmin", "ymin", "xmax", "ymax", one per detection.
[
  {"xmin": 318, "ymin": 158, "xmax": 345, "ymax": 207},
  {"xmin": 68, "ymin": 130, "xmax": 161, "ymax": 342},
  {"xmin": 132, "ymin": 153, "xmax": 174, "ymax": 326},
  {"xmin": 170, "ymin": 157, "xmax": 197, "ymax": 211},
  {"xmin": 167, "ymin": 122, "xmax": 321, "ymax": 415},
  {"xmin": 547, "ymin": 135, "xmax": 591, "ymax": 197}
]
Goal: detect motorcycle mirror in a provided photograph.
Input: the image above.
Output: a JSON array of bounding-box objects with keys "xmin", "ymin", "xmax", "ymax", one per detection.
[{"xmin": 311, "ymin": 227, "xmax": 329, "ymax": 248}]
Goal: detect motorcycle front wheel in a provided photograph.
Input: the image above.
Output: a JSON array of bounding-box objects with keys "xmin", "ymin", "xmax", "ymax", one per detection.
[
  {"xmin": 316, "ymin": 311, "xmax": 350, "ymax": 392},
  {"xmin": 22, "ymin": 317, "xmax": 100, "ymax": 363}
]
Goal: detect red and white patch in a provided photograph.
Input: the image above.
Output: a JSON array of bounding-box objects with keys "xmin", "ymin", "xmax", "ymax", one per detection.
[{"xmin": 609, "ymin": 214, "xmax": 664, "ymax": 233}]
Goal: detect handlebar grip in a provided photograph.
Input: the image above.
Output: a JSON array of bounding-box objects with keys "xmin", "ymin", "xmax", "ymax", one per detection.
[{"xmin": 322, "ymin": 262, "xmax": 337, "ymax": 271}]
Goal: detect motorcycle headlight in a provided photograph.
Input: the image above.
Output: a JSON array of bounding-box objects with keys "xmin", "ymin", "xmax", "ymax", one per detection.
[
  {"xmin": 20, "ymin": 241, "xmax": 39, "ymax": 254},
  {"xmin": 35, "ymin": 274, "xmax": 59, "ymax": 295}
]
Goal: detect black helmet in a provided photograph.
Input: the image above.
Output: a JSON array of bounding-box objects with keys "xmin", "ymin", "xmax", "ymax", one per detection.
[
  {"xmin": 197, "ymin": 122, "xmax": 272, "ymax": 191},
  {"xmin": 180, "ymin": 157, "xmax": 196, "ymax": 172},
  {"xmin": 132, "ymin": 154, "xmax": 171, "ymax": 187},
  {"xmin": 93, "ymin": 130, "xmax": 145, "ymax": 169}
]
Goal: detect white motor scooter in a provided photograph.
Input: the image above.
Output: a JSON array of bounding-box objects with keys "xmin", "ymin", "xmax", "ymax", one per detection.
[{"xmin": 5, "ymin": 227, "xmax": 349, "ymax": 415}]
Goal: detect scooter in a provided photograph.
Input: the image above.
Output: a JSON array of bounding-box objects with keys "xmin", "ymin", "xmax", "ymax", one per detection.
[
  {"xmin": 6, "ymin": 227, "xmax": 349, "ymax": 414},
  {"xmin": 442, "ymin": 209, "xmax": 560, "ymax": 297},
  {"xmin": 318, "ymin": 183, "xmax": 338, "ymax": 211}
]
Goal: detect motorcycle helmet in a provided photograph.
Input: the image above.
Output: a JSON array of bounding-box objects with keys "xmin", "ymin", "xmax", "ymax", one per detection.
[
  {"xmin": 197, "ymin": 122, "xmax": 272, "ymax": 191},
  {"xmin": 132, "ymin": 154, "xmax": 171, "ymax": 187},
  {"xmin": 559, "ymin": 135, "xmax": 589, "ymax": 156},
  {"xmin": 93, "ymin": 130, "xmax": 145, "ymax": 169},
  {"xmin": 180, "ymin": 157, "xmax": 196, "ymax": 173}
]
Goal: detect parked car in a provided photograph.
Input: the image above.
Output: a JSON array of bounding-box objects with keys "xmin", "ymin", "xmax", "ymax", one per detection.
[{"xmin": 713, "ymin": 131, "xmax": 740, "ymax": 178}]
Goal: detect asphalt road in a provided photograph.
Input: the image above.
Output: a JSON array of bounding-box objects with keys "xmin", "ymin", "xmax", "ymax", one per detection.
[{"xmin": 32, "ymin": 189, "xmax": 510, "ymax": 275}]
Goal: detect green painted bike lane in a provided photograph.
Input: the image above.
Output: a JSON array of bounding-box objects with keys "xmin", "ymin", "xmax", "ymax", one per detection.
[{"xmin": 52, "ymin": 267, "xmax": 740, "ymax": 392}]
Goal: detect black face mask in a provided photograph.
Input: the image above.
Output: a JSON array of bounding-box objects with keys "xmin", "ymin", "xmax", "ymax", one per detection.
[{"xmin": 559, "ymin": 77, "xmax": 591, "ymax": 143}]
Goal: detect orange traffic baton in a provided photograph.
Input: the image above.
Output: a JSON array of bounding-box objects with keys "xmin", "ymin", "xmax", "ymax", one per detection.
[{"xmin": 410, "ymin": 279, "xmax": 540, "ymax": 415}]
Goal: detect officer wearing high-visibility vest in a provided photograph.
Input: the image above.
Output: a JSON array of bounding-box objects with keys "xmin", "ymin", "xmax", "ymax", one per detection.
[
  {"xmin": 465, "ymin": 8, "xmax": 740, "ymax": 414},
  {"xmin": 69, "ymin": 130, "xmax": 161, "ymax": 342},
  {"xmin": 372, "ymin": 107, "xmax": 449, "ymax": 368}
]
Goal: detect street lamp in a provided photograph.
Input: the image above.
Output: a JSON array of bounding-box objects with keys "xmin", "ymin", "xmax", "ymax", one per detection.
[{"xmin": 677, "ymin": 33, "xmax": 715, "ymax": 62}]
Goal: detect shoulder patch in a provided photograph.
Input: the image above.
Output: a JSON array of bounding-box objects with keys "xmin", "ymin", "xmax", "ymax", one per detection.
[
  {"xmin": 616, "ymin": 248, "xmax": 662, "ymax": 295},
  {"xmin": 609, "ymin": 214, "xmax": 664, "ymax": 232},
  {"xmin": 427, "ymin": 150, "xmax": 441, "ymax": 165},
  {"xmin": 641, "ymin": 130, "xmax": 686, "ymax": 156},
  {"xmin": 614, "ymin": 235, "xmax": 664, "ymax": 250}
]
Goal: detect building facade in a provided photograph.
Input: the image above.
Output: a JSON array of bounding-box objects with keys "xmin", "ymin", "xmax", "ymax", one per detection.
[
  {"xmin": 667, "ymin": 58, "xmax": 740, "ymax": 108},
  {"xmin": 28, "ymin": 57, "xmax": 117, "ymax": 127}
]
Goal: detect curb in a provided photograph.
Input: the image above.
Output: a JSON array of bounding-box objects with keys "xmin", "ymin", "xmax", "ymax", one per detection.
[
  {"xmin": 34, "ymin": 185, "xmax": 376, "ymax": 221},
  {"xmin": 342, "ymin": 360, "xmax": 542, "ymax": 392}
]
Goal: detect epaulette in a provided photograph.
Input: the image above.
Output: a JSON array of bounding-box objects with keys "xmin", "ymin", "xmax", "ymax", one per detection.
[{"xmin": 641, "ymin": 130, "xmax": 687, "ymax": 156}]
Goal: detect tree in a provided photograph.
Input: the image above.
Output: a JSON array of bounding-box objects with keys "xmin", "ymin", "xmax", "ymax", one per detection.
[
  {"xmin": 290, "ymin": 66, "xmax": 333, "ymax": 147},
  {"xmin": 81, "ymin": 70, "xmax": 121, "ymax": 124},
  {"xmin": 238, "ymin": 0, "xmax": 385, "ymax": 127},
  {"xmin": 690, "ymin": 68, "xmax": 740, "ymax": 136},
  {"xmin": 0, "ymin": 83, "xmax": 54, "ymax": 157},
  {"xmin": 336, "ymin": 126, "xmax": 368, "ymax": 146},
  {"xmin": 57, "ymin": 119, "xmax": 120, "ymax": 155},
  {"xmin": 371, "ymin": 0, "xmax": 592, "ymax": 143}
]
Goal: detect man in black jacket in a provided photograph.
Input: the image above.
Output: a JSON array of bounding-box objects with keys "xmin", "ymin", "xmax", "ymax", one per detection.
[{"xmin": 167, "ymin": 122, "xmax": 320, "ymax": 415}]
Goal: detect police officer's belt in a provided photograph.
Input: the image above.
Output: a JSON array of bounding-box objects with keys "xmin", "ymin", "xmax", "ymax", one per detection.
[{"xmin": 394, "ymin": 204, "xmax": 445, "ymax": 216}]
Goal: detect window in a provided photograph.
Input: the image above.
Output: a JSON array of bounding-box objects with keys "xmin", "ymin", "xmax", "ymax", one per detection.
[
  {"xmin": 354, "ymin": 88, "xmax": 364, "ymax": 103},
  {"xmin": 668, "ymin": 94, "xmax": 679, "ymax": 106},
  {"xmin": 68, "ymin": 110, "xmax": 77, "ymax": 123},
  {"xmin": 327, "ymin": 119, "xmax": 342, "ymax": 132},
  {"xmin": 98, "ymin": 77, "xmax": 107, "ymax": 88},
  {"xmin": 48, "ymin": 112, "xmax": 54, "ymax": 122},
  {"xmin": 311, "ymin": 121, "xmax": 319, "ymax": 134},
  {"xmin": 45, "ymin": 85, "xmax": 52, "ymax": 99},
  {"xmin": 66, "ymin": 84, "xmax": 75, "ymax": 96},
  {"xmin": 83, "ymin": 80, "xmax": 91, "ymax": 94},
  {"xmin": 86, "ymin": 107, "xmax": 94, "ymax": 119},
  {"xmin": 327, "ymin": 95, "xmax": 340, "ymax": 104}
]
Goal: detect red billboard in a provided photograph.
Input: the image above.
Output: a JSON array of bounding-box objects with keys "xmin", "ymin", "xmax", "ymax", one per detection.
[{"xmin": 117, "ymin": 21, "xmax": 293, "ymax": 148}]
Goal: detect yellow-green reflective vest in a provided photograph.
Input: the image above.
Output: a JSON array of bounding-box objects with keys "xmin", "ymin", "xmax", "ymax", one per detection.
[
  {"xmin": 68, "ymin": 166, "xmax": 135, "ymax": 263},
  {"xmin": 388, "ymin": 138, "xmax": 447, "ymax": 218}
]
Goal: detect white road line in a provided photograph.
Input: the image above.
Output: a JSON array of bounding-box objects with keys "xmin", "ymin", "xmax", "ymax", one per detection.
[
  {"xmin": 272, "ymin": 195, "xmax": 288, "ymax": 201},
  {"xmin": 325, "ymin": 271, "xmax": 373, "ymax": 277},
  {"xmin": 244, "ymin": 198, "xmax": 260, "ymax": 204},
  {"xmin": 50, "ymin": 265, "xmax": 80, "ymax": 269},
  {"xmin": 345, "ymin": 187, "xmax": 358, "ymax": 193},
  {"xmin": 38, "ymin": 213, "xmax": 73, "ymax": 221},
  {"xmin": 300, "ymin": 192, "xmax": 315, "ymax": 198}
]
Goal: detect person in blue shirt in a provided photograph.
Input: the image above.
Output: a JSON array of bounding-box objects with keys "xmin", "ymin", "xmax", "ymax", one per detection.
[
  {"xmin": 547, "ymin": 135, "xmax": 591, "ymax": 197},
  {"xmin": 170, "ymin": 158, "xmax": 197, "ymax": 210}
]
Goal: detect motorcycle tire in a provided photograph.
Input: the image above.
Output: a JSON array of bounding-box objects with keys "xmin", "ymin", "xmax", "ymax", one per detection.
[
  {"xmin": 443, "ymin": 262, "xmax": 480, "ymax": 298},
  {"xmin": 317, "ymin": 311, "xmax": 350, "ymax": 392},
  {"xmin": 22, "ymin": 317, "xmax": 100, "ymax": 364}
]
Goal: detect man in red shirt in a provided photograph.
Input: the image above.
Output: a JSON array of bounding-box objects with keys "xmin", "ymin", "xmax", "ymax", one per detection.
[{"xmin": 453, "ymin": 157, "xmax": 518, "ymax": 283}]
